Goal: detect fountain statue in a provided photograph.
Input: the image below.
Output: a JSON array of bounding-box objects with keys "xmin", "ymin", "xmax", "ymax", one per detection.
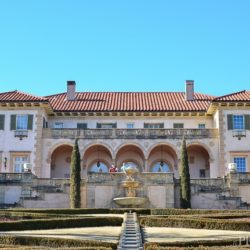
[{"xmin": 113, "ymin": 163, "xmax": 147, "ymax": 207}]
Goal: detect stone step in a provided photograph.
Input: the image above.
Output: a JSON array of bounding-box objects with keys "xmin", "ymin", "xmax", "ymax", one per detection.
[{"xmin": 118, "ymin": 212, "xmax": 143, "ymax": 250}]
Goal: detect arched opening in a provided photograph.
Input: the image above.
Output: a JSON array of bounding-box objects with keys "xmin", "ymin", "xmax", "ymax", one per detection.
[
  {"xmin": 187, "ymin": 144, "xmax": 210, "ymax": 178},
  {"xmin": 148, "ymin": 144, "xmax": 178, "ymax": 175},
  {"xmin": 83, "ymin": 145, "xmax": 113, "ymax": 175},
  {"xmin": 115, "ymin": 145, "xmax": 145, "ymax": 172},
  {"xmin": 51, "ymin": 145, "xmax": 73, "ymax": 178}
]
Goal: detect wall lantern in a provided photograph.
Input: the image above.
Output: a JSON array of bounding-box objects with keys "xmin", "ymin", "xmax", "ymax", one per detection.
[{"xmin": 4, "ymin": 157, "xmax": 7, "ymax": 169}]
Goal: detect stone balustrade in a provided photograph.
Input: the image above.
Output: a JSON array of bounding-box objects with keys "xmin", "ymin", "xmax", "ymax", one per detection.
[{"xmin": 42, "ymin": 128, "xmax": 218, "ymax": 139}]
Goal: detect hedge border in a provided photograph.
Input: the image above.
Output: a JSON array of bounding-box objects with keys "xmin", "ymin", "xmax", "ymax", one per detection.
[
  {"xmin": 0, "ymin": 235, "xmax": 116, "ymax": 250},
  {"xmin": 0, "ymin": 216, "xmax": 123, "ymax": 231}
]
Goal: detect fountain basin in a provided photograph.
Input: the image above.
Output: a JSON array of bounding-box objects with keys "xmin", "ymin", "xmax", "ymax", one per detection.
[
  {"xmin": 121, "ymin": 180, "xmax": 140, "ymax": 188},
  {"xmin": 113, "ymin": 197, "xmax": 147, "ymax": 207}
]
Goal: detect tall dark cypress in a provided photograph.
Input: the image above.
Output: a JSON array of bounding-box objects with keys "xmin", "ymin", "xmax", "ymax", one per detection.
[
  {"xmin": 180, "ymin": 138, "xmax": 191, "ymax": 209},
  {"xmin": 70, "ymin": 139, "xmax": 81, "ymax": 208}
]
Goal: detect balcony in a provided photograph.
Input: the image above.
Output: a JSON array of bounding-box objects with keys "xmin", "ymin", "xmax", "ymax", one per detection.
[{"xmin": 43, "ymin": 128, "xmax": 218, "ymax": 140}]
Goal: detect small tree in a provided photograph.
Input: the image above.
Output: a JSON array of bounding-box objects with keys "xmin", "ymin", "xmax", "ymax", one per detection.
[
  {"xmin": 180, "ymin": 138, "xmax": 191, "ymax": 209},
  {"xmin": 70, "ymin": 139, "xmax": 81, "ymax": 208}
]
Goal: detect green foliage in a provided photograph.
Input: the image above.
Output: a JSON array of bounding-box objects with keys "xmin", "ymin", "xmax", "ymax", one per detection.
[
  {"xmin": 150, "ymin": 208, "xmax": 249, "ymax": 216},
  {"xmin": 144, "ymin": 239, "xmax": 249, "ymax": 250},
  {"xmin": 0, "ymin": 217, "xmax": 123, "ymax": 231},
  {"xmin": 180, "ymin": 138, "xmax": 191, "ymax": 209},
  {"xmin": 139, "ymin": 215, "xmax": 250, "ymax": 231},
  {"xmin": 0, "ymin": 235, "xmax": 116, "ymax": 250},
  {"xmin": 70, "ymin": 139, "xmax": 81, "ymax": 208},
  {"xmin": 2, "ymin": 208, "xmax": 150, "ymax": 215}
]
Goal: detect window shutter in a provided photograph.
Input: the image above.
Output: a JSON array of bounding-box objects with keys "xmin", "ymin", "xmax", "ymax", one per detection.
[
  {"xmin": 144, "ymin": 123, "xmax": 149, "ymax": 128},
  {"xmin": 112, "ymin": 123, "xmax": 117, "ymax": 128},
  {"xmin": 0, "ymin": 115, "xmax": 4, "ymax": 130},
  {"xmin": 10, "ymin": 115, "xmax": 16, "ymax": 130},
  {"xmin": 159, "ymin": 123, "xmax": 164, "ymax": 129},
  {"xmin": 227, "ymin": 114, "xmax": 233, "ymax": 130},
  {"xmin": 245, "ymin": 115, "xmax": 250, "ymax": 130},
  {"xmin": 27, "ymin": 115, "xmax": 33, "ymax": 130},
  {"xmin": 96, "ymin": 123, "xmax": 101, "ymax": 128}
]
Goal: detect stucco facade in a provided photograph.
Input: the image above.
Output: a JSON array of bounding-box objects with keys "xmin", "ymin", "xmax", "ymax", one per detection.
[{"xmin": 0, "ymin": 81, "xmax": 250, "ymax": 208}]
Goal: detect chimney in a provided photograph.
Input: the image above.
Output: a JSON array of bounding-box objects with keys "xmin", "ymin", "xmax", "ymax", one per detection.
[
  {"xmin": 67, "ymin": 81, "xmax": 76, "ymax": 100},
  {"xmin": 185, "ymin": 80, "xmax": 194, "ymax": 101}
]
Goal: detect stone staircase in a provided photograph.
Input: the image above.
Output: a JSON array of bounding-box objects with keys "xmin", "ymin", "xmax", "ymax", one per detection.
[{"xmin": 118, "ymin": 212, "xmax": 143, "ymax": 250}]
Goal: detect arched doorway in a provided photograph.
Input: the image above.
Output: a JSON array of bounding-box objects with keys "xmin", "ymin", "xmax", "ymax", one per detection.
[
  {"xmin": 148, "ymin": 144, "xmax": 178, "ymax": 175},
  {"xmin": 187, "ymin": 144, "xmax": 210, "ymax": 178},
  {"xmin": 83, "ymin": 145, "xmax": 113, "ymax": 175},
  {"xmin": 50, "ymin": 145, "xmax": 73, "ymax": 178},
  {"xmin": 115, "ymin": 144, "xmax": 145, "ymax": 172}
]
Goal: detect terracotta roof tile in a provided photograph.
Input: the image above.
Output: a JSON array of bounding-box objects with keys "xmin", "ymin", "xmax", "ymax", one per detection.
[
  {"xmin": 46, "ymin": 92, "xmax": 214, "ymax": 112},
  {"xmin": 214, "ymin": 90, "xmax": 250, "ymax": 102},
  {"xmin": 0, "ymin": 90, "xmax": 48, "ymax": 102}
]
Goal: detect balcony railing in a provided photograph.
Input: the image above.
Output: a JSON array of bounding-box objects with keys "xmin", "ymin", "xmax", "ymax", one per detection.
[{"xmin": 43, "ymin": 128, "xmax": 218, "ymax": 139}]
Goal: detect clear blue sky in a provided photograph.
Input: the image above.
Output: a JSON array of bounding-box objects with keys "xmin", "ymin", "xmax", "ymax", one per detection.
[{"xmin": 0, "ymin": 0, "xmax": 250, "ymax": 97}]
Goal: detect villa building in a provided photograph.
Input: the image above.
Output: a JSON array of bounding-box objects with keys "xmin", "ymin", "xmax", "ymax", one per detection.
[{"xmin": 0, "ymin": 80, "xmax": 250, "ymax": 209}]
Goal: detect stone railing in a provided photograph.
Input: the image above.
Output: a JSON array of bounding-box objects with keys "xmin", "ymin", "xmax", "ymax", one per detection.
[
  {"xmin": 43, "ymin": 128, "xmax": 218, "ymax": 140},
  {"xmin": 0, "ymin": 173, "xmax": 34, "ymax": 183},
  {"xmin": 237, "ymin": 172, "xmax": 250, "ymax": 184}
]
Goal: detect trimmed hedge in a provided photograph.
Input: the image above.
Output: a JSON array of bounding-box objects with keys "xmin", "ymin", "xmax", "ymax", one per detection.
[
  {"xmin": 0, "ymin": 235, "xmax": 116, "ymax": 249},
  {"xmin": 140, "ymin": 216, "xmax": 250, "ymax": 231},
  {"xmin": 150, "ymin": 208, "xmax": 250, "ymax": 216},
  {"xmin": 2, "ymin": 208, "xmax": 150, "ymax": 215},
  {"xmin": 144, "ymin": 238, "xmax": 248, "ymax": 249},
  {"xmin": 0, "ymin": 216, "xmax": 123, "ymax": 231}
]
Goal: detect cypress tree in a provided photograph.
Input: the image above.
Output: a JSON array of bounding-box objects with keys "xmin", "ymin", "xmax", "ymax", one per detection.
[
  {"xmin": 180, "ymin": 138, "xmax": 191, "ymax": 209},
  {"xmin": 70, "ymin": 139, "xmax": 81, "ymax": 208}
]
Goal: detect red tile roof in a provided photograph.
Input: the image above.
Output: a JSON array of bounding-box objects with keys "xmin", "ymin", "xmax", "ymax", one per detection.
[
  {"xmin": 46, "ymin": 92, "xmax": 214, "ymax": 112},
  {"xmin": 1, "ymin": 89, "xmax": 250, "ymax": 112},
  {"xmin": 0, "ymin": 90, "xmax": 48, "ymax": 102},
  {"xmin": 213, "ymin": 90, "xmax": 250, "ymax": 102}
]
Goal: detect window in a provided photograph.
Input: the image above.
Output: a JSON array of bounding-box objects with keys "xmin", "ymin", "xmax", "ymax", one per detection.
[
  {"xmin": 10, "ymin": 115, "xmax": 33, "ymax": 131},
  {"xmin": 151, "ymin": 162, "xmax": 170, "ymax": 172},
  {"xmin": 144, "ymin": 123, "xmax": 164, "ymax": 129},
  {"xmin": 89, "ymin": 162, "xmax": 109, "ymax": 173},
  {"xmin": 198, "ymin": 124, "xmax": 206, "ymax": 129},
  {"xmin": 234, "ymin": 157, "xmax": 246, "ymax": 172},
  {"xmin": 16, "ymin": 115, "xmax": 28, "ymax": 130},
  {"xmin": 43, "ymin": 117, "xmax": 48, "ymax": 128},
  {"xmin": 54, "ymin": 122, "xmax": 64, "ymax": 129},
  {"xmin": 233, "ymin": 115, "xmax": 244, "ymax": 130},
  {"xmin": 127, "ymin": 123, "xmax": 134, "ymax": 129},
  {"xmin": 77, "ymin": 123, "xmax": 87, "ymax": 129},
  {"xmin": 14, "ymin": 156, "xmax": 28, "ymax": 173},
  {"xmin": 173, "ymin": 123, "xmax": 184, "ymax": 129},
  {"xmin": 97, "ymin": 123, "xmax": 117, "ymax": 129}
]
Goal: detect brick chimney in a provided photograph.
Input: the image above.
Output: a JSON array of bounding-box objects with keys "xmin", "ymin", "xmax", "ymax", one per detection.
[
  {"xmin": 185, "ymin": 80, "xmax": 194, "ymax": 101},
  {"xmin": 67, "ymin": 81, "xmax": 76, "ymax": 101}
]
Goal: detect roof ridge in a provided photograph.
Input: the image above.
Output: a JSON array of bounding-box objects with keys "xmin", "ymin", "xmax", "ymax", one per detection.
[
  {"xmin": 16, "ymin": 90, "xmax": 48, "ymax": 100},
  {"xmin": 214, "ymin": 90, "xmax": 246, "ymax": 100},
  {"xmin": 0, "ymin": 90, "xmax": 17, "ymax": 95}
]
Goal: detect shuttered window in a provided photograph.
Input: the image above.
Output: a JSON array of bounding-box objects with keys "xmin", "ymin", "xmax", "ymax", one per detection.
[
  {"xmin": 96, "ymin": 123, "xmax": 116, "ymax": 128},
  {"xmin": 10, "ymin": 114, "xmax": 33, "ymax": 130},
  {"xmin": 0, "ymin": 115, "xmax": 5, "ymax": 130},
  {"xmin": 144, "ymin": 123, "xmax": 164, "ymax": 129},
  {"xmin": 77, "ymin": 123, "xmax": 87, "ymax": 129},
  {"xmin": 173, "ymin": 123, "xmax": 184, "ymax": 129}
]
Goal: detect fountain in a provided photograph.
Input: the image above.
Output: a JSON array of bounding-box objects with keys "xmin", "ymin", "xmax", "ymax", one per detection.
[{"xmin": 113, "ymin": 164, "xmax": 147, "ymax": 207}]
